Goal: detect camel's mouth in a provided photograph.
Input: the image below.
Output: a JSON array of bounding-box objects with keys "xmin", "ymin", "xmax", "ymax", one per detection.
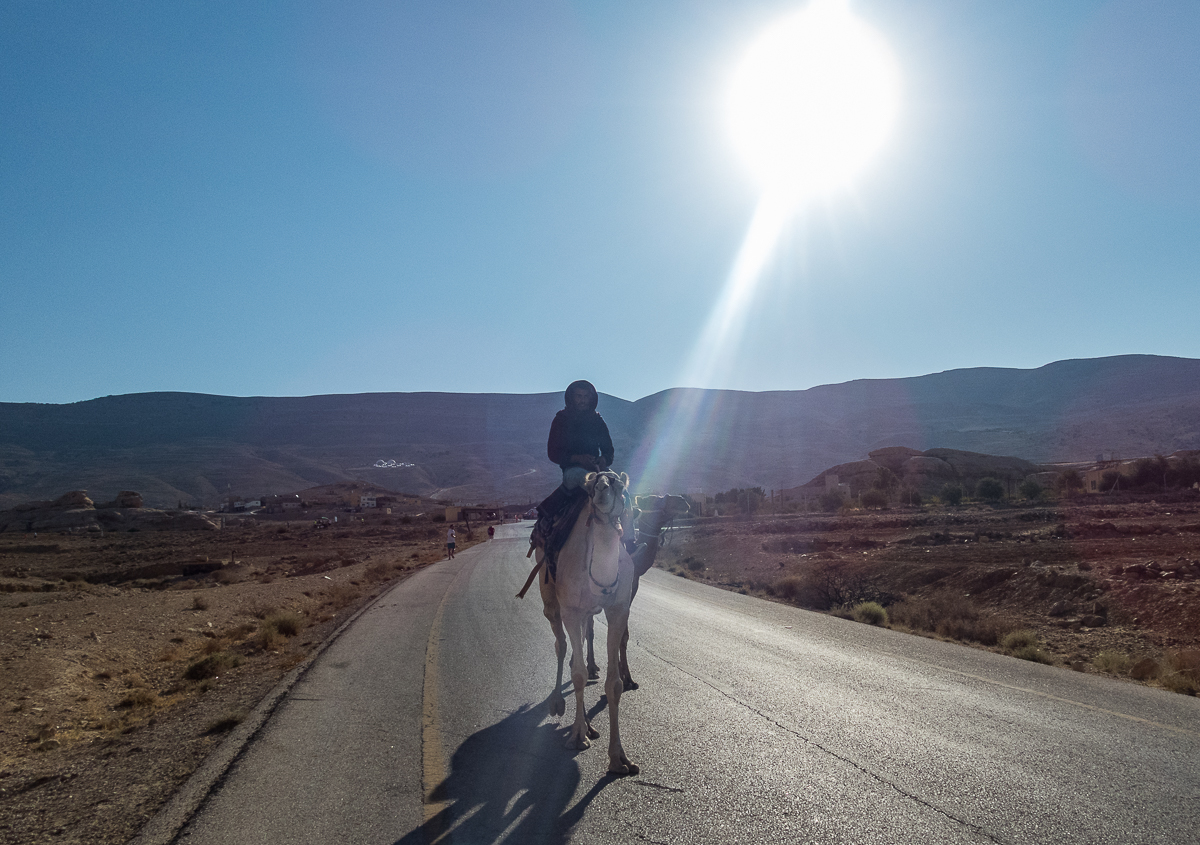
[{"xmin": 589, "ymin": 472, "xmax": 626, "ymax": 514}]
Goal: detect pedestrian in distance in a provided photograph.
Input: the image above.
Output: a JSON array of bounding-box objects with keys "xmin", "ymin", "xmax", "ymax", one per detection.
[{"xmin": 446, "ymin": 526, "xmax": 456, "ymax": 559}]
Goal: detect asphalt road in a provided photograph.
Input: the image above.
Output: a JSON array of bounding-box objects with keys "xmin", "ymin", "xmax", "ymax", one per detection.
[{"xmin": 167, "ymin": 522, "xmax": 1200, "ymax": 845}]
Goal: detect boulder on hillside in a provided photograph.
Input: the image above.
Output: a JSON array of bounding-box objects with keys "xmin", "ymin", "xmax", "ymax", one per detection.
[
  {"xmin": 818, "ymin": 460, "xmax": 884, "ymax": 495},
  {"xmin": 54, "ymin": 491, "xmax": 94, "ymax": 509},
  {"xmin": 900, "ymin": 455, "xmax": 956, "ymax": 488},
  {"xmin": 923, "ymin": 448, "xmax": 1036, "ymax": 479},
  {"xmin": 98, "ymin": 491, "xmax": 143, "ymax": 509},
  {"xmin": 868, "ymin": 446, "xmax": 923, "ymax": 475}
]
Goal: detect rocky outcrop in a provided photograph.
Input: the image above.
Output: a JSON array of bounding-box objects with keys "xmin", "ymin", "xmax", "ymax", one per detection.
[
  {"xmin": 0, "ymin": 491, "xmax": 217, "ymax": 533},
  {"xmin": 54, "ymin": 491, "xmax": 94, "ymax": 509},
  {"xmin": 98, "ymin": 491, "xmax": 144, "ymax": 509},
  {"xmin": 867, "ymin": 447, "xmax": 923, "ymax": 475},
  {"xmin": 900, "ymin": 455, "xmax": 956, "ymax": 488}
]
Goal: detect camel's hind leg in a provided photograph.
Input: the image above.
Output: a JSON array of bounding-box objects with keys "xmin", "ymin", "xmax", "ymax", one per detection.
[
  {"xmin": 584, "ymin": 615, "xmax": 600, "ymax": 680},
  {"xmin": 603, "ymin": 606, "xmax": 638, "ymax": 775},
  {"xmin": 618, "ymin": 625, "xmax": 637, "ymax": 691}
]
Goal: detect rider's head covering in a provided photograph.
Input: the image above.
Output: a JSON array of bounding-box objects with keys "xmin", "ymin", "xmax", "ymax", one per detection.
[{"xmin": 564, "ymin": 380, "xmax": 598, "ymax": 412}]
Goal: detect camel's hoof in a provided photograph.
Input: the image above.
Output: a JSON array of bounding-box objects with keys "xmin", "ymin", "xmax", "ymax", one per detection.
[
  {"xmin": 549, "ymin": 696, "xmax": 566, "ymax": 717},
  {"xmin": 587, "ymin": 666, "xmax": 600, "ymax": 680},
  {"xmin": 623, "ymin": 678, "xmax": 639, "ymax": 691},
  {"xmin": 586, "ymin": 724, "xmax": 600, "ymax": 740},
  {"xmin": 566, "ymin": 734, "xmax": 591, "ymax": 751},
  {"xmin": 608, "ymin": 760, "xmax": 640, "ymax": 777}
]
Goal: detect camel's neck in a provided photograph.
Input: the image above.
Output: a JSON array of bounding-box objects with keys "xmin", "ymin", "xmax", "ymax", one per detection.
[{"xmin": 575, "ymin": 502, "xmax": 623, "ymax": 595}]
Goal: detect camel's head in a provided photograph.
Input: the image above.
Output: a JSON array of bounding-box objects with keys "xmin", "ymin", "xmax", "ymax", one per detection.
[
  {"xmin": 633, "ymin": 494, "xmax": 691, "ymax": 532},
  {"xmin": 584, "ymin": 470, "xmax": 629, "ymax": 516}
]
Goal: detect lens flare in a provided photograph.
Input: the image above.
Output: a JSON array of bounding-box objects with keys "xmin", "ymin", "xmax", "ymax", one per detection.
[
  {"xmin": 725, "ymin": 0, "xmax": 900, "ymax": 200},
  {"xmin": 628, "ymin": 0, "xmax": 900, "ymax": 497}
]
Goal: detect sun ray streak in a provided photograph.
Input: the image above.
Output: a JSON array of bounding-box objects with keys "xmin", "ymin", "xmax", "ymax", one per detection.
[
  {"xmin": 630, "ymin": 193, "xmax": 794, "ymax": 495},
  {"xmin": 682, "ymin": 192, "xmax": 792, "ymax": 390},
  {"xmin": 628, "ymin": 0, "xmax": 899, "ymax": 500}
]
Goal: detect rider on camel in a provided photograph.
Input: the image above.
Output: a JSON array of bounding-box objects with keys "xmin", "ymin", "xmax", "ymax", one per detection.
[{"xmin": 531, "ymin": 380, "xmax": 615, "ymax": 563}]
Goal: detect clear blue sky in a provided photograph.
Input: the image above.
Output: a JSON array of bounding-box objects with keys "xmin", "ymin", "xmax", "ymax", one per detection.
[{"xmin": 3, "ymin": 0, "xmax": 1199, "ymax": 405}]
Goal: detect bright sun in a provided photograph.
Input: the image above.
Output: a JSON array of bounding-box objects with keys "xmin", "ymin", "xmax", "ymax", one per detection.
[{"xmin": 725, "ymin": 0, "xmax": 900, "ymax": 200}]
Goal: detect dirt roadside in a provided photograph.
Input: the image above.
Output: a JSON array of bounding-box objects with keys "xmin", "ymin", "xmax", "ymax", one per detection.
[
  {"xmin": 655, "ymin": 494, "xmax": 1200, "ymax": 682},
  {"xmin": 0, "ymin": 516, "xmax": 486, "ymax": 845}
]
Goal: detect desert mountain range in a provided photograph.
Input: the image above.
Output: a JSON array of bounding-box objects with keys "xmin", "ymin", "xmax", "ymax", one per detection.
[{"xmin": 1, "ymin": 354, "xmax": 1198, "ymax": 508}]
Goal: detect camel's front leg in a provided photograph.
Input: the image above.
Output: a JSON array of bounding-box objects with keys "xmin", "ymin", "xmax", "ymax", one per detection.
[
  {"xmin": 604, "ymin": 607, "xmax": 639, "ymax": 776},
  {"xmin": 540, "ymin": 565, "xmax": 567, "ymax": 717},
  {"xmin": 563, "ymin": 609, "xmax": 598, "ymax": 749},
  {"xmin": 545, "ymin": 610, "xmax": 567, "ymax": 717}
]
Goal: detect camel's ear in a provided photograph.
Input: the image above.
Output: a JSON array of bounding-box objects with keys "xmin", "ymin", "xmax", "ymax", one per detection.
[
  {"xmin": 583, "ymin": 472, "xmax": 597, "ymax": 492},
  {"xmin": 619, "ymin": 472, "xmax": 629, "ymax": 488}
]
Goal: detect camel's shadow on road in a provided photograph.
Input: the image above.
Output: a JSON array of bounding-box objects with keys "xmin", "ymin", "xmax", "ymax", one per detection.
[{"xmin": 392, "ymin": 694, "xmax": 618, "ymax": 845}]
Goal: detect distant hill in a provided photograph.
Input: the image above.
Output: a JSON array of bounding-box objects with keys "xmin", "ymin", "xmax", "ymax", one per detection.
[{"xmin": 1, "ymin": 354, "xmax": 1198, "ymax": 508}]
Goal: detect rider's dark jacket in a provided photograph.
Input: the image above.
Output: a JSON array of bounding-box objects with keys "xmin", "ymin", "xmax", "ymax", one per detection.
[{"xmin": 546, "ymin": 380, "xmax": 614, "ymax": 472}]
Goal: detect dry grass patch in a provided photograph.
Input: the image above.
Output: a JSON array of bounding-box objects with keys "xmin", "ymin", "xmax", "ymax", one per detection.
[
  {"xmin": 1001, "ymin": 629, "xmax": 1054, "ymax": 664},
  {"xmin": 1158, "ymin": 650, "xmax": 1200, "ymax": 695},
  {"xmin": 852, "ymin": 601, "xmax": 889, "ymax": 626},
  {"xmin": 1093, "ymin": 650, "xmax": 1133, "ymax": 675},
  {"xmin": 117, "ymin": 688, "xmax": 160, "ymax": 709},
  {"xmin": 223, "ymin": 621, "xmax": 258, "ymax": 640},
  {"xmin": 888, "ymin": 591, "xmax": 1011, "ymax": 646},
  {"xmin": 255, "ymin": 610, "xmax": 305, "ymax": 650},
  {"xmin": 263, "ymin": 610, "xmax": 304, "ymax": 637},
  {"xmin": 184, "ymin": 651, "xmax": 242, "ymax": 681},
  {"xmin": 325, "ymin": 582, "xmax": 360, "ymax": 607}
]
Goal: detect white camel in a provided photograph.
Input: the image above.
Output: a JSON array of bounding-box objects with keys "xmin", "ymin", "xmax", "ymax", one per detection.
[
  {"xmin": 577, "ymin": 494, "xmax": 691, "ymax": 689},
  {"xmin": 536, "ymin": 470, "xmax": 639, "ymax": 776}
]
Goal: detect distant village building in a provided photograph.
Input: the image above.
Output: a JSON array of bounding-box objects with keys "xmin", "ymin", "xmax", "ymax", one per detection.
[
  {"xmin": 220, "ymin": 497, "xmax": 261, "ymax": 513},
  {"xmin": 360, "ymin": 495, "xmax": 377, "ymax": 508},
  {"xmin": 1083, "ymin": 461, "xmax": 1137, "ymax": 493},
  {"xmin": 263, "ymin": 494, "xmax": 303, "ymax": 513}
]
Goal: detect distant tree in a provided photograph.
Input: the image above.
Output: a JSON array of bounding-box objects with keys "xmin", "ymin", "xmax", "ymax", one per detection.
[
  {"xmin": 900, "ymin": 486, "xmax": 923, "ymax": 507},
  {"xmin": 1057, "ymin": 470, "xmax": 1083, "ymax": 497},
  {"xmin": 975, "ymin": 477, "xmax": 1005, "ymax": 502},
  {"xmin": 1177, "ymin": 457, "xmax": 1200, "ymax": 489},
  {"xmin": 861, "ymin": 489, "xmax": 888, "ymax": 509},
  {"xmin": 819, "ymin": 490, "xmax": 845, "ymax": 513},
  {"xmin": 1101, "ymin": 470, "xmax": 1123, "ymax": 492},
  {"xmin": 1018, "ymin": 479, "xmax": 1043, "ymax": 500},
  {"xmin": 940, "ymin": 484, "xmax": 964, "ymax": 506}
]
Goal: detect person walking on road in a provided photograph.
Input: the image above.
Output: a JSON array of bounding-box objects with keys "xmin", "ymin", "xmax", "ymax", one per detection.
[{"xmin": 446, "ymin": 526, "xmax": 456, "ymax": 559}]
